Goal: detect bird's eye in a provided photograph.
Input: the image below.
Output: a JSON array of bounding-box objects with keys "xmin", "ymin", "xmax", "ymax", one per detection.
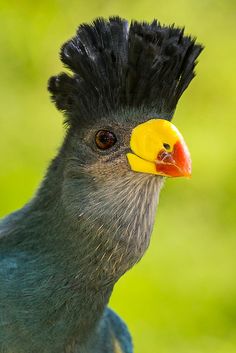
[
  {"xmin": 163, "ymin": 143, "xmax": 171, "ymax": 150},
  {"xmin": 95, "ymin": 130, "xmax": 117, "ymax": 150}
]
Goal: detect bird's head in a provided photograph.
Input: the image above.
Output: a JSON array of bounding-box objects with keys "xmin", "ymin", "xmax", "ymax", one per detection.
[{"xmin": 48, "ymin": 17, "xmax": 202, "ymax": 278}]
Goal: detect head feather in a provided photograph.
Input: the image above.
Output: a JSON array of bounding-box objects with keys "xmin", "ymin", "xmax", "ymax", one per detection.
[{"xmin": 48, "ymin": 16, "xmax": 203, "ymax": 126}]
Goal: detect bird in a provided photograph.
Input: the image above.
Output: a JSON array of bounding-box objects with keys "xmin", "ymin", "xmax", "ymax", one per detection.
[{"xmin": 0, "ymin": 16, "xmax": 203, "ymax": 353}]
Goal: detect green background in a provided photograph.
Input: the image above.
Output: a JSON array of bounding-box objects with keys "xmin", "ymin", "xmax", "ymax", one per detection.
[{"xmin": 0, "ymin": 0, "xmax": 235, "ymax": 352}]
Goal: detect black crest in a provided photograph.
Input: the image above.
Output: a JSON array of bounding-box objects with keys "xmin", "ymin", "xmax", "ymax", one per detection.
[{"xmin": 48, "ymin": 16, "xmax": 203, "ymax": 126}]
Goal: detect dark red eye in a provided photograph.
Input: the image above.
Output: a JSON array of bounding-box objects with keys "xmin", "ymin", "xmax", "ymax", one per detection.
[{"xmin": 95, "ymin": 130, "xmax": 117, "ymax": 150}]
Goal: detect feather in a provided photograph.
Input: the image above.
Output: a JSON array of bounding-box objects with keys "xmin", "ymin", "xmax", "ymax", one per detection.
[{"xmin": 48, "ymin": 17, "xmax": 203, "ymax": 126}]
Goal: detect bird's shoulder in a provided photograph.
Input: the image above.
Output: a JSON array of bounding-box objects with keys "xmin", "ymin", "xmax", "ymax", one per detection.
[{"xmin": 103, "ymin": 308, "xmax": 133, "ymax": 353}]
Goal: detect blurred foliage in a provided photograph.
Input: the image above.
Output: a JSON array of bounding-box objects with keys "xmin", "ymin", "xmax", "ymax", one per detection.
[{"xmin": 0, "ymin": 0, "xmax": 236, "ymax": 352}]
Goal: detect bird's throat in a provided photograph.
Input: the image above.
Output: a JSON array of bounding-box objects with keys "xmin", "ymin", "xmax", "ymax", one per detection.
[{"xmin": 0, "ymin": 155, "xmax": 164, "ymax": 352}]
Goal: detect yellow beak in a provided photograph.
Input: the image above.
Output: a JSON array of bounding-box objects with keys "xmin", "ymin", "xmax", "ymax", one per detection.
[{"xmin": 126, "ymin": 119, "xmax": 191, "ymax": 178}]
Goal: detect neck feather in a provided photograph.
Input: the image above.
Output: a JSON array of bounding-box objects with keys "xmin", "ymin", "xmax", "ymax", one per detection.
[{"xmin": 1, "ymin": 154, "xmax": 163, "ymax": 351}]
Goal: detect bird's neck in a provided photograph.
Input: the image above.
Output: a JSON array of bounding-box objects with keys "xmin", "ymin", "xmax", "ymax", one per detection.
[
  {"xmin": 3, "ymin": 157, "xmax": 114, "ymax": 350},
  {"xmin": 3, "ymin": 153, "xmax": 163, "ymax": 351}
]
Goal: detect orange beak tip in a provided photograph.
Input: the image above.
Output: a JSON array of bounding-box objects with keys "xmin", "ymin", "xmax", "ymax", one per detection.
[{"xmin": 155, "ymin": 139, "xmax": 192, "ymax": 178}]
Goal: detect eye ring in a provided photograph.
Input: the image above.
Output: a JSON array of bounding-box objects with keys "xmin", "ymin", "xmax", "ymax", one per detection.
[{"xmin": 95, "ymin": 130, "xmax": 117, "ymax": 150}]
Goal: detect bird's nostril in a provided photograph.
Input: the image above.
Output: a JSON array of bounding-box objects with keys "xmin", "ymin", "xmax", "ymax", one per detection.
[{"xmin": 163, "ymin": 143, "xmax": 171, "ymax": 150}]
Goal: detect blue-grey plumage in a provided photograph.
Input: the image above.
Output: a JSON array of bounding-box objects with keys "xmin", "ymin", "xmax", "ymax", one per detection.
[
  {"xmin": 0, "ymin": 17, "xmax": 202, "ymax": 353},
  {"xmin": 0, "ymin": 162, "xmax": 161, "ymax": 353}
]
